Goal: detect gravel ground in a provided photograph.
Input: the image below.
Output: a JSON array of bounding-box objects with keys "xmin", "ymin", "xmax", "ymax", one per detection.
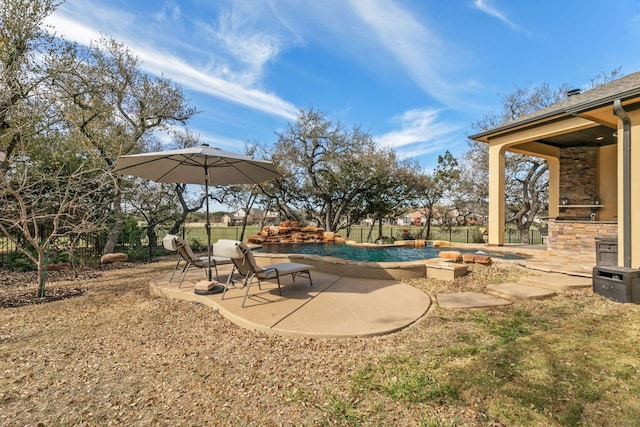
[{"xmin": 0, "ymin": 260, "xmax": 526, "ymax": 426}]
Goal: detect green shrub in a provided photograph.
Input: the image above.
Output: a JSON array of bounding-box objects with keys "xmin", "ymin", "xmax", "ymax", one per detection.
[
  {"xmin": 125, "ymin": 246, "xmax": 166, "ymax": 262},
  {"xmin": 189, "ymin": 238, "xmax": 205, "ymax": 252},
  {"xmin": 118, "ymin": 216, "xmax": 143, "ymax": 247},
  {"xmin": 6, "ymin": 246, "xmax": 70, "ymax": 271},
  {"xmin": 470, "ymin": 227, "xmax": 486, "ymax": 243},
  {"xmin": 6, "ymin": 250, "xmax": 35, "ymax": 271}
]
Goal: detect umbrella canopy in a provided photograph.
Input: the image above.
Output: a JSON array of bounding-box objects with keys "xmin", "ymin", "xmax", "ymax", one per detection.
[
  {"xmin": 113, "ymin": 145, "xmax": 282, "ymax": 284},
  {"xmin": 112, "ymin": 146, "xmax": 281, "ymax": 185}
]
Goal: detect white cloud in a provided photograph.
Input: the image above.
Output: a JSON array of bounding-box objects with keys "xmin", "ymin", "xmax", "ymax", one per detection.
[
  {"xmin": 201, "ymin": 7, "xmax": 286, "ymax": 86},
  {"xmin": 133, "ymin": 46, "xmax": 297, "ymax": 120},
  {"xmin": 45, "ymin": 4, "xmax": 298, "ymax": 120},
  {"xmin": 473, "ymin": 0, "xmax": 526, "ymax": 33},
  {"xmin": 375, "ymin": 108, "xmax": 463, "ymax": 159},
  {"xmin": 153, "ymin": 1, "xmax": 182, "ymax": 24},
  {"xmin": 248, "ymin": 0, "xmax": 471, "ymax": 108},
  {"xmin": 345, "ymin": 0, "xmax": 468, "ymax": 108}
]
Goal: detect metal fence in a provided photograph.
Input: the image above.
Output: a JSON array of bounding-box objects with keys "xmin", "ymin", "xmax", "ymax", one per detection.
[
  {"xmin": 181, "ymin": 225, "xmax": 544, "ymax": 246},
  {"xmin": 0, "ymin": 225, "xmax": 544, "ymax": 268}
]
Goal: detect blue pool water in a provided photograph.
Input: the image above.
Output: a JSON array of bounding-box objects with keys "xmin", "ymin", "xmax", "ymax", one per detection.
[{"xmin": 259, "ymin": 242, "xmax": 520, "ymax": 263}]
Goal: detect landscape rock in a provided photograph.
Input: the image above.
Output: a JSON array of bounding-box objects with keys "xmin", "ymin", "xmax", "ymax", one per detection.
[
  {"xmin": 474, "ymin": 255, "xmax": 492, "ymax": 265},
  {"xmin": 413, "ymin": 239, "xmax": 427, "ymax": 247},
  {"xmin": 46, "ymin": 262, "xmax": 71, "ymax": 271},
  {"xmin": 247, "ymin": 224, "xmax": 345, "ymax": 245},
  {"xmin": 100, "ymin": 253, "xmax": 128, "ymax": 264},
  {"xmin": 439, "ymin": 251, "xmax": 463, "ymax": 262},
  {"xmin": 462, "ymin": 253, "xmax": 476, "ymax": 263}
]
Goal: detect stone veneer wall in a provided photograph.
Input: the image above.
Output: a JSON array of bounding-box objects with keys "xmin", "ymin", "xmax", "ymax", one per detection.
[
  {"xmin": 547, "ymin": 219, "xmax": 617, "ymax": 255},
  {"xmin": 559, "ymin": 146, "xmax": 599, "ymax": 205}
]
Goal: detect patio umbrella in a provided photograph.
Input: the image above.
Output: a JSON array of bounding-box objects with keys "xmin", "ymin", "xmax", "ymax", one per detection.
[{"xmin": 113, "ymin": 145, "xmax": 282, "ymax": 284}]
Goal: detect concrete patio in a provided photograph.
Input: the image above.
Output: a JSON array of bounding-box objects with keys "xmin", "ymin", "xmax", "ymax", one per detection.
[
  {"xmin": 149, "ymin": 244, "xmax": 597, "ymax": 338},
  {"xmin": 150, "ymin": 263, "xmax": 432, "ymax": 338}
]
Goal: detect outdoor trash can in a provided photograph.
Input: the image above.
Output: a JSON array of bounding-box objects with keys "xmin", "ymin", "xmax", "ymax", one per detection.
[
  {"xmin": 592, "ymin": 265, "xmax": 640, "ymax": 303},
  {"xmin": 595, "ymin": 237, "xmax": 618, "ymax": 266}
]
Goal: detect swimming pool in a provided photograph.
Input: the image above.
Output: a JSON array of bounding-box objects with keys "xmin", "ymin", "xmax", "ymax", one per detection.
[{"xmin": 259, "ymin": 242, "xmax": 519, "ymax": 263}]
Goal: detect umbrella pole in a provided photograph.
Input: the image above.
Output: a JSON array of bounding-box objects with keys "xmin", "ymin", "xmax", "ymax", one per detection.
[{"xmin": 205, "ymin": 167, "xmax": 213, "ymax": 282}]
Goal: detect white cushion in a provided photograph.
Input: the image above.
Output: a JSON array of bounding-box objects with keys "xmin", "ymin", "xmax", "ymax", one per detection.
[{"xmin": 162, "ymin": 234, "xmax": 179, "ymax": 251}]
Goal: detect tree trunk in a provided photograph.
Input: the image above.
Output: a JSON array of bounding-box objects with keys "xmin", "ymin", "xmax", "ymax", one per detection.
[
  {"xmin": 147, "ymin": 227, "xmax": 158, "ymax": 248},
  {"xmin": 366, "ymin": 221, "xmax": 376, "ymax": 242},
  {"xmin": 517, "ymin": 222, "xmax": 532, "ymax": 244},
  {"xmin": 103, "ymin": 193, "xmax": 124, "ymax": 254},
  {"xmin": 37, "ymin": 249, "xmax": 46, "ymax": 298},
  {"xmin": 425, "ymin": 210, "xmax": 433, "ymax": 241}
]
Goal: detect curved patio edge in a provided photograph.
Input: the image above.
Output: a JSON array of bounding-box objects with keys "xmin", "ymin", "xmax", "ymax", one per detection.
[{"xmin": 149, "ymin": 268, "xmax": 431, "ymax": 338}]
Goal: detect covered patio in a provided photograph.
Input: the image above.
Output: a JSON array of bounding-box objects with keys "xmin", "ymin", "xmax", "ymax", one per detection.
[{"xmin": 471, "ymin": 72, "xmax": 640, "ymax": 268}]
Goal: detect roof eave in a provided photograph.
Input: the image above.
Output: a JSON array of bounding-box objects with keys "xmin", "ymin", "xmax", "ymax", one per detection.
[{"xmin": 469, "ymin": 87, "xmax": 640, "ymax": 142}]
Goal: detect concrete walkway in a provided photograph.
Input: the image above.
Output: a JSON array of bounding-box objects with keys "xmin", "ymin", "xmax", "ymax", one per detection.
[{"xmin": 150, "ymin": 264, "xmax": 431, "ymax": 338}]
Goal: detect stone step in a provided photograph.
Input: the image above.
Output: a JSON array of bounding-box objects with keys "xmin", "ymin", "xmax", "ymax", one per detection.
[
  {"xmin": 425, "ymin": 261, "xmax": 469, "ymax": 281},
  {"xmin": 486, "ymin": 283, "xmax": 556, "ymax": 301},
  {"xmin": 520, "ymin": 273, "xmax": 591, "ymax": 291},
  {"xmin": 436, "ymin": 292, "xmax": 511, "ymax": 309}
]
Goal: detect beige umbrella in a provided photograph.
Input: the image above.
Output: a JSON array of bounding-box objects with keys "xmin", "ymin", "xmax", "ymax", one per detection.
[{"xmin": 113, "ymin": 145, "xmax": 282, "ymax": 284}]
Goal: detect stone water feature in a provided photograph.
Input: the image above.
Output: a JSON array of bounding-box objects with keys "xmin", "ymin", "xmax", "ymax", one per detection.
[{"xmin": 247, "ymin": 221, "xmax": 347, "ymax": 245}]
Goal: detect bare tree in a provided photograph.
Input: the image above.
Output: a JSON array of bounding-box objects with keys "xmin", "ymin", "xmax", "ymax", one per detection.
[
  {"xmin": 56, "ymin": 37, "xmax": 197, "ymax": 254},
  {"xmin": 0, "ymin": 0, "xmax": 197, "ymax": 293},
  {"xmin": 412, "ymin": 151, "xmax": 460, "ymax": 240},
  {"xmin": 0, "ymin": 136, "xmax": 113, "ymax": 296},
  {"xmin": 265, "ymin": 107, "xmax": 407, "ymax": 232},
  {"xmin": 0, "ymin": 0, "xmax": 59, "ymax": 164}
]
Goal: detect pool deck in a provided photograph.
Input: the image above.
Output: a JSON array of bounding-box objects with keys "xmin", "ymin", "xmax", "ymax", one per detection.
[
  {"xmin": 150, "ymin": 264, "xmax": 431, "ymax": 338},
  {"xmin": 149, "ymin": 244, "xmax": 597, "ymax": 338}
]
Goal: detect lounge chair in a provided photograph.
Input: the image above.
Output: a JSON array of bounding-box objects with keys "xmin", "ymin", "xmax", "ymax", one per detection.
[
  {"xmin": 162, "ymin": 234, "xmax": 184, "ymax": 282},
  {"xmin": 214, "ymin": 239, "xmax": 314, "ymax": 307},
  {"xmin": 163, "ymin": 234, "xmax": 231, "ymax": 287}
]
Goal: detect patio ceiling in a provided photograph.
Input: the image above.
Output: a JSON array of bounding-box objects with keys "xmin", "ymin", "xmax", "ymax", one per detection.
[{"xmin": 537, "ymin": 124, "xmax": 617, "ymax": 148}]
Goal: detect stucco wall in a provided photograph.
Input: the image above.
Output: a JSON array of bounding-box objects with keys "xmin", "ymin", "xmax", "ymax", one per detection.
[{"xmin": 598, "ymin": 144, "xmax": 617, "ymax": 221}]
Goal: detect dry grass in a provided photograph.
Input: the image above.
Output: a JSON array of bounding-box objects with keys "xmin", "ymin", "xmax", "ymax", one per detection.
[{"xmin": 1, "ymin": 261, "xmax": 639, "ymax": 426}]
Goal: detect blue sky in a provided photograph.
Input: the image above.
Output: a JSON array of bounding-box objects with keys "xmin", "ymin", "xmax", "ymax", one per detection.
[{"xmin": 46, "ymin": 0, "xmax": 640, "ymax": 170}]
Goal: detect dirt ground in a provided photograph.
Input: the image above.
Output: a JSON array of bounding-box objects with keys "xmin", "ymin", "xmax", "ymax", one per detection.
[{"xmin": 1, "ymin": 260, "xmax": 638, "ymax": 426}]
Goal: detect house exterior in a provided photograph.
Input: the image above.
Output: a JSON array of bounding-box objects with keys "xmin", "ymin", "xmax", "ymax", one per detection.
[
  {"xmin": 397, "ymin": 211, "xmax": 425, "ymax": 226},
  {"xmin": 229, "ymin": 208, "xmax": 279, "ymax": 226},
  {"xmin": 470, "ymin": 71, "xmax": 640, "ymax": 268}
]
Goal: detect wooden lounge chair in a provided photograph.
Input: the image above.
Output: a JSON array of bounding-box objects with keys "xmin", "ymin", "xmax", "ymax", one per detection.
[
  {"xmin": 163, "ymin": 234, "xmax": 231, "ymax": 287},
  {"xmin": 214, "ymin": 239, "xmax": 313, "ymax": 307}
]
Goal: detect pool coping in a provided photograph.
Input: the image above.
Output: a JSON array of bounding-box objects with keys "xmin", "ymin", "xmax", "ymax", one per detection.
[
  {"xmin": 252, "ymin": 251, "xmax": 434, "ymax": 280},
  {"xmin": 252, "ymin": 240, "xmax": 524, "ymax": 280}
]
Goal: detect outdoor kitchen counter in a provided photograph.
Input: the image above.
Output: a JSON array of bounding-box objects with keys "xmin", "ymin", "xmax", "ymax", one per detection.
[{"xmin": 547, "ymin": 219, "xmax": 617, "ymax": 255}]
